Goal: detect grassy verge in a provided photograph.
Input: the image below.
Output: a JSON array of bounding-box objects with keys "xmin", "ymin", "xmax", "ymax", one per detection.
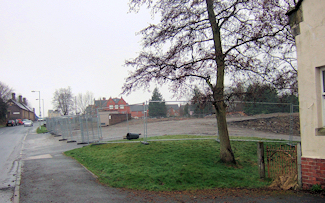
[
  {"xmin": 64, "ymin": 135, "xmax": 286, "ymax": 191},
  {"xmin": 37, "ymin": 125, "xmax": 48, "ymax": 133}
]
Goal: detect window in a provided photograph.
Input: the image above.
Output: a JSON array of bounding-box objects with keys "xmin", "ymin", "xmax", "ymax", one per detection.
[
  {"xmin": 120, "ymin": 105, "xmax": 124, "ymax": 109},
  {"xmin": 115, "ymin": 105, "xmax": 119, "ymax": 109},
  {"xmin": 321, "ymin": 68, "xmax": 325, "ymax": 126},
  {"xmin": 322, "ymin": 69, "xmax": 325, "ymax": 94},
  {"xmin": 109, "ymin": 105, "xmax": 113, "ymax": 109}
]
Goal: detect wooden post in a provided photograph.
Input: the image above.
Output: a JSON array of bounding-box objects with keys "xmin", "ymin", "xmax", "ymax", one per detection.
[
  {"xmin": 297, "ymin": 142, "xmax": 302, "ymax": 188},
  {"xmin": 257, "ymin": 142, "xmax": 265, "ymax": 179}
]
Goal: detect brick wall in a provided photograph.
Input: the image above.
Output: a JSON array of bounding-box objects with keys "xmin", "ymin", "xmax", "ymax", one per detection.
[
  {"xmin": 301, "ymin": 157, "xmax": 325, "ymax": 189},
  {"xmin": 131, "ymin": 111, "xmax": 144, "ymax": 118},
  {"xmin": 109, "ymin": 114, "xmax": 131, "ymax": 125}
]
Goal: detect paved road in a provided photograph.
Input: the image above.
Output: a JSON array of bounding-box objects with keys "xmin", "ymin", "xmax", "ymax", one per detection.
[{"xmin": 0, "ymin": 124, "xmax": 31, "ymax": 203}]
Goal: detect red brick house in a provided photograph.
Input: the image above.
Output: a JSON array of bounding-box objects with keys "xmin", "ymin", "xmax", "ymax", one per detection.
[
  {"xmin": 129, "ymin": 104, "xmax": 148, "ymax": 118},
  {"xmin": 105, "ymin": 97, "xmax": 130, "ymax": 114},
  {"xmin": 93, "ymin": 97, "xmax": 130, "ymax": 113},
  {"xmin": 91, "ymin": 97, "xmax": 132, "ymax": 126},
  {"xmin": 92, "ymin": 97, "xmax": 149, "ymax": 119}
]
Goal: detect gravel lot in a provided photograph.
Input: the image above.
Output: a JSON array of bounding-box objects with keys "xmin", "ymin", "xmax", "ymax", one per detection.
[{"xmin": 101, "ymin": 113, "xmax": 301, "ymax": 142}]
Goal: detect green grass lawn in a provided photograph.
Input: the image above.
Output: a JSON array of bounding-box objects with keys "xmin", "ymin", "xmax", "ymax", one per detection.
[
  {"xmin": 64, "ymin": 135, "xmax": 286, "ymax": 191},
  {"xmin": 36, "ymin": 125, "xmax": 48, "ymax": 133}
]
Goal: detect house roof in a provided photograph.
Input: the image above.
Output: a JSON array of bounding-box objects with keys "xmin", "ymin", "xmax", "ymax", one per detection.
[
  {"xmin": 94, "ymin": 100, "xmax": 108, "ymax": 107},
  {"xmin": 8, "ymin": 99, "xmax": 29, "ymax": 111},
  {"xmin": 20, "ymin": 102, "xmax": 34, "ymax": 112},
  {"xmin": 112, "ymin": 98, "xmax": 120, "ymax": 103},
  {"xmin": 130, "ymin": 104, "xmax": 148, "ymax": 112}
]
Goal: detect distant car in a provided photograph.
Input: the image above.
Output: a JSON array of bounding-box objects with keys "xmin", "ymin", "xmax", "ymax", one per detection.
[
  {"xmin": 16, "ymin": 119, "xmax": 24, "ymax": 125},
  {"xmin": 6, "ymin": 120, "xmax": 16, "ymax": 127},
  {"xmin": 24, "ymin": 120, "xmax": 33, "ymax": 127},
  {"xmin": 38, "ymin": 118, "xmax": 44, "ymax": 121},
  {"xmin": 22, "ymin": 119, "xmax": 29, "ymax": 124}
]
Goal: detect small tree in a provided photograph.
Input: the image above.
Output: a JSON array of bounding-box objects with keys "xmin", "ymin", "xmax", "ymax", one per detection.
[
  {"xmin": 0, "ymin": 81, "xmax": 13, "ymax": 102},
  {"xmin": 243, "ymin": 83, "xmax": 280, "ymax": 115},
  {"xmin": 279, "ymin": 92, "xmax": 299, "ymax": 113},
  {"xmin": 191, "ymin": 86, "xmax": 214, "ymax": 117},
  {"xmin": 148, "ymin": 88, "xmax": 166, "ymax": 117},
  {"xmin": 183, "ymin": 103, "xmax": 189, "ymax": 117},
  {"xmin": 76, "ymin": 91, "xmax": 94, "ymax": 114},
  {"xmin": 0, "ymin": 98, "xmax": 7, "ymax": 122},
  {"xmin": 52, "ymin": 87, "xmax": 74, "ymax": 115},
  {"xmin": 0, "ymin": 81, "xmax": 12, "ymax": 122},
  {"xmin": 123, "ymin": 0, "xmax": 298, "ymax": 163}
]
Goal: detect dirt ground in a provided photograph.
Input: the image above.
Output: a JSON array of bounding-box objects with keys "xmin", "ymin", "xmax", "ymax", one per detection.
[
  {"xmin": 101, "ymin": 113, "xmax": 301, "ymax": 142},
  {"xmin": 228, "ymin": 113, "xmax": 300, "ymax": 136}
]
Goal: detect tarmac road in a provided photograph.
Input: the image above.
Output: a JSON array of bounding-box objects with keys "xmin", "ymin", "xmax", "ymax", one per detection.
[{"xmin": 0, "ymin": 124, "xmax": 32, "ymax": 203}]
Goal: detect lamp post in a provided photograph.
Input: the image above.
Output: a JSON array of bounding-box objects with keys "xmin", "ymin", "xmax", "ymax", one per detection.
[
  {"xmin": 42, "ymin": 99, "xmax": 44, "ymax": 118},
  {"xmin": 31, "ymin": 90, "xmax": 41, "ymax": 118},
  {"xmin": 36, "ymin": 99, "xmax": 44, "ymax": 118}
]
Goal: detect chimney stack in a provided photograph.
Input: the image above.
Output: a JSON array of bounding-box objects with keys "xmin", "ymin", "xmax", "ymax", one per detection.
[
  {"xmin": 19, "ymin": 95, "xmax": 22, "ymax": 103},
  {"xmin": 12, "ymin": 93, "xmax": 16, "ymax": 101},
  {"xmin": 23, "ymin": 98, "xmax": 27, "ymax": 105},
  {"xmin": 103, "ymin": 97, "xmax": 106, "ymax": 100}
]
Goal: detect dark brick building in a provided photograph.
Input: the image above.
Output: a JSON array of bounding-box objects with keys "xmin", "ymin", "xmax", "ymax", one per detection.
[{"xmin": 6, "ymin": 93, "xmax": 35, "ymax": 121}]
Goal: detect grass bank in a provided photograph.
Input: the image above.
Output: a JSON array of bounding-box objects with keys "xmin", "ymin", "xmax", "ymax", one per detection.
[{"xmin": 65, "ymin": 135, "xmax": 285, "ymax": 191}]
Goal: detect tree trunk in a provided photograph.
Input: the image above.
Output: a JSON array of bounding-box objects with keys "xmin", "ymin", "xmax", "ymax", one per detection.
[
  {"xmin": 206, "ymin": 0, "xmax": 236, "ymax": 164},
  {"xmin": 215, "ymin": 101, "xmax": 236, "ymax": 164}
]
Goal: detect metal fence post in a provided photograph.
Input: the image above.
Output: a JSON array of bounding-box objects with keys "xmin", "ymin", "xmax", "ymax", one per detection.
[
  {"xmin": 85, "ymin": 114, "xmax": 90, "ymax": 144},
  {"xmin": 289, "ymin": 103, "xmax": 293, "ymax": 145},
  {"xmin": 96, "ymin": 108, "xmax": 102, "ymax": 140},
  {"xmin": 297, "ymin": 142, "xmax": 302, "ymax": 188},
  {"xmin": 67, "ymin": 117, "xmax": 76, "ymax": 143},
  {"xmin": 59, "ymin": 118, "xmax": 67, "ymax": 141},
  {"xmin": 142, "ymin": 101, "xmax": 149, "ymax": 145},
  {"xmin": 78, "ymin": 115, "xmax": 87, "ymax": 145}
]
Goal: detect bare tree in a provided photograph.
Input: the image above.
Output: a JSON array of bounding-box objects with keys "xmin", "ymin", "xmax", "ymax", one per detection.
[
  {"xmin": 123, "ymin": 0, "xmax": 297, "ymax": 163},
  {"xmin": 0, "ymin": 81, "xmax": 14, "ymax": 102},
  {"xmin": 52, "ymin": 87, "xmax": 74, "ymax": 115},
  {"xmin": 75, "ymin": 91, "xmax": 94, "ymax": 114}
]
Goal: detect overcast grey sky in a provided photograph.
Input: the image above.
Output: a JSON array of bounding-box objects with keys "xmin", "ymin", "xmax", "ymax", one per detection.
[{"xmin": 0, "ymin": 0, "xmax": 179, "ymax": 117}]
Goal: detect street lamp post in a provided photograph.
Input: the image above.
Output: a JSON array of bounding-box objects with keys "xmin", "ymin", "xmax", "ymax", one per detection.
[
  {"xmin": 36, "ymin": 99, "xmax": 44, "ymax": 118},
  {"xmin": 31, "ymin": 90, "xmax": 41, "ymax": 118},
  {"xmin": 42, "ymin": 99, "xmax": 44, "ymax": 118}
]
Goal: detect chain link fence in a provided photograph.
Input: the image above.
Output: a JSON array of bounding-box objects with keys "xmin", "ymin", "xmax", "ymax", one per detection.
[
  {"xmin": 46, "ymin": 100, "xmax": 299, "ymax": 145},
  {"xmin": 46, "ymin": 109, "xmax": 102, "ymax": 144}
]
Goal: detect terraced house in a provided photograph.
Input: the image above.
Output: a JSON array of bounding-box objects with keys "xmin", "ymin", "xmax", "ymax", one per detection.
[{"xmin": 6, "ymin": 93, "xmax": 35, "ymax": 121}]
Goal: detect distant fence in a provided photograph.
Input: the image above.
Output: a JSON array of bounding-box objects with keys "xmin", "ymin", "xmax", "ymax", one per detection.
[
  {"xmin": 94, "ymin": 100, "xmax": 300, "ymax": 145},
  {"xmin": 46, "ymin": 100, "xmax": 299, "ymax": 145},
  {"xmin": 46, "ymin": 109, "xmax": 102, "ymax": 144}
]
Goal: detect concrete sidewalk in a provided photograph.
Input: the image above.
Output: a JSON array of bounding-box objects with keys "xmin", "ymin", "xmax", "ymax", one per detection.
[{"xmin": 17, "ymin": 132, "xmax": 322, "ymax": 203}]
